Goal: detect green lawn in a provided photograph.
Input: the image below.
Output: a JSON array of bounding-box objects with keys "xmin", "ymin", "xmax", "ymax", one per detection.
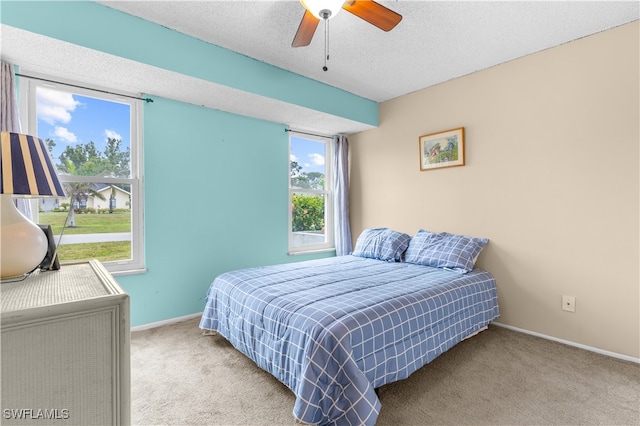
[
  {"xmin": 56, "ymin": 241, "xmax": 131, "ymax": 263},
  {"xmin": 39, "ymin": 211, "xmax": 132, "ymax": 263},
  {"xmin": 39, "ymin": 211, "xmax": 131, "ymax": 235}
]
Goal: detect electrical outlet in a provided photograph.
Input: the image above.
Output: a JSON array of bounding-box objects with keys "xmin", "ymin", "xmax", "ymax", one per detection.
[{"xmin": 562, "ymin": 295, "xmax": 576, "ymax": 312}]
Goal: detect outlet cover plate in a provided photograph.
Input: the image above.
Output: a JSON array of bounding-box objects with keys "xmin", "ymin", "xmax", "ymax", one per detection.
[{"xmin": 562, "ymin": 295, "xmax": 576, "ymax": 312}]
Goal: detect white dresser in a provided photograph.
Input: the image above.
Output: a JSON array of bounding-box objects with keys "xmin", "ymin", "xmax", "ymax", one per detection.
[{"xmin": 1, "ymin": 260, "xmax": 130, "ymax": 425}]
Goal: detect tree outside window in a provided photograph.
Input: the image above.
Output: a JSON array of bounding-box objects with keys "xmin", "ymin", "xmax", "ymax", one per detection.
[{"xmin": 289, "ymin": 135, "xmax": 334, "ymax": 253}]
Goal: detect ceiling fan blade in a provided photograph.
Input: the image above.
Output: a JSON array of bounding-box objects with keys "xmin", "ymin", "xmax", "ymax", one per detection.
[
  {"xmin": 292, "ymin": 10, "xmax": 320, "ymax": 47},
  {"xmin": 342, "ymin": 0, "xmax": 402, "ymax": 32}
]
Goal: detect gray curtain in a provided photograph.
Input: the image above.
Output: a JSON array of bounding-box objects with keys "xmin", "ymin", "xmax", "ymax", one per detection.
[
  {"xmin": 1, "ymin": 61, "xmax": 33, "ymax": 220},
  {"xmin": 1, "ymin": 62, "xmax": 21, "ymax": 131},
  {"xmin": 333, "ymin": 134, "xmax": 352, "ymax": 256}
]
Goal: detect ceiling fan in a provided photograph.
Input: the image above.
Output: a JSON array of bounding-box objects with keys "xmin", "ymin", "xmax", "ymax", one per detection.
[{"xmin": 292, "ymin": 0, "xmax": 403, "ymax": 48}]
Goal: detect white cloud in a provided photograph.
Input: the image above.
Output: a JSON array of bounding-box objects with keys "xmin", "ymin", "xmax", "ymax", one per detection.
[
  {"xmin": 290, "ymin": 154, "xmax": 298, "ymax": 162},
  {"xmin": 105, "ymin": 129, "xmax": 122, "ymax": 141},
  {"xmin": 36, "ymin": 87, "xmax": 79, "ymax": 125},
  {"xmin": 53, "ymin": 126, "xmax": 77, "ymax": 143},
  {"xmin": 308, "ymin": 153, "xmax": 325, "ymax": 166}
]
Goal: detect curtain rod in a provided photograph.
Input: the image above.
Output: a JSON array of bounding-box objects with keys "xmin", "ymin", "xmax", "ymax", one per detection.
[
  {"xmin": 16, "ymin": 73, "xmax": 154, "ymax": 103},
  {"xmin": 285, "ymin": 128, "xmax": 334, "ymax": 139}
]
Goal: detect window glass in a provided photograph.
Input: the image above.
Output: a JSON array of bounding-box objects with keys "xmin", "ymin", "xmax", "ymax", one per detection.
[
  {"xmin": 24, "ymin": 79, "xmax": 144, "ymax": 273},
  {"xmin": 289, "ymin": 134, "xmax": 333, "ymax": 253}
]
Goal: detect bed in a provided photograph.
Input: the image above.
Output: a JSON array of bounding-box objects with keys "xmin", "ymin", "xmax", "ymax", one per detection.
[{"xmin": 200, "ymin": 228, "xmax": 499, "ymax": 425}]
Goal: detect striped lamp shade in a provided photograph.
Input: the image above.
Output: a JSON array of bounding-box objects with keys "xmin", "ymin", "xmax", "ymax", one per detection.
[{"xmin": 0, "ymin": 132, "xmax": 65, "ymax": 197}]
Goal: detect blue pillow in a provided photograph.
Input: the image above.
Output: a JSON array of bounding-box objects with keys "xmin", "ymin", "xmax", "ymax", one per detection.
[
  {"xmin": 352, "ymin": 228, "xmax": 411, "ymax": 262},
  {"xmin": 404, "ymin": 230, "xmax": 488, "ymax": 273}
]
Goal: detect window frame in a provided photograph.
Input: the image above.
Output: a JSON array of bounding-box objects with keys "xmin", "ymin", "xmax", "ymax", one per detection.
[
  {"xmin": 20, "ymin": 74, "xmax": 145, "ymax": 275},
  {"xmin": 288, "ymin": 132, "xmax": 335, "ymax": 255}
]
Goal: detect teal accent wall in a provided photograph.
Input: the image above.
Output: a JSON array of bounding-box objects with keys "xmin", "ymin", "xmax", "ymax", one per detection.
[
  {"xmin": 0, "ymin": 0, "xmax": 378, "ymax": 126},
  {"xmin": 116, "ymin": 98, "xmax": 333, "ymax": 326}
]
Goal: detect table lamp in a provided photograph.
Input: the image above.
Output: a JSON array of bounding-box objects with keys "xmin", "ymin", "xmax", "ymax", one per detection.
[{"xmin": 1, "ymin": 131, "xmax": 66, "ymax": 280}]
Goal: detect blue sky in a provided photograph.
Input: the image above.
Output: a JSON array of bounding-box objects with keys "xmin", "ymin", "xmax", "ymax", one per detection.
[
  {"xmin": 36, "ymin": 86, "xmax": 130, "ymax": 165},
  {"xmin": 290, "ymin": 135, "xmax": 326, "ymax": 176}
]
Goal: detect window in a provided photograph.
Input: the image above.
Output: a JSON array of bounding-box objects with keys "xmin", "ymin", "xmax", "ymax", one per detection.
[
  {"xmin": 21, "ymin": 77, "xmax": 144, "ymax": 274},
  {"xmin": 289, "ymin": 133, "xmax": 334, "ymax": 253}
]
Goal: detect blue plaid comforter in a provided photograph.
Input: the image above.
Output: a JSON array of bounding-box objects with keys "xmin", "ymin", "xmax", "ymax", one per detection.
[{"xmin": 200, "ymin": 255, "xmax": 499, "ymax": 425}]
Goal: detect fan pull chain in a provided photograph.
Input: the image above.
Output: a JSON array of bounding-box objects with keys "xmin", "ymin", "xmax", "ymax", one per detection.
[{"xmin": 323, "ymin": 19, "xmax": 329, "ymax": 72}]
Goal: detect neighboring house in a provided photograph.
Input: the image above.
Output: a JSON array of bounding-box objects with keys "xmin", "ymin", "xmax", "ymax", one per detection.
[
  {"xmin": 88, "ymin": 184, "xmax": 131, "ymax": 211},
  {"xmin": 40, "ymin": 184, "xmax": 130, "ymax": 212},
  {"xmin": 40, "ymin": 197, "xmax": 60, "ymax": 212}
]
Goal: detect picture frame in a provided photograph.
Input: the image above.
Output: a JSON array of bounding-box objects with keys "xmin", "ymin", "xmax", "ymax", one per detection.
[{"xmin": 419, "ymin": 127, "xmax": 465, "ymax": 171}]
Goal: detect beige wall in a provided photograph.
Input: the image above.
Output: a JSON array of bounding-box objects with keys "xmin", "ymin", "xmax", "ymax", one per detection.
[{"xmin": 349, "ymin": 22, "xmax": 639, "ymax": 358}]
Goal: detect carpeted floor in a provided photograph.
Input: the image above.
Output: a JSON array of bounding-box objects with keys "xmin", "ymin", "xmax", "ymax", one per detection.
[{"xmin": 131, "ymin": 318, "xmax": 640, "ymax": 425}]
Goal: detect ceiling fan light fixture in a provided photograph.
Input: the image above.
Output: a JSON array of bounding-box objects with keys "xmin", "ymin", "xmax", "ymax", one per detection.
[{"xmin": 300, "ymin": 0, "xmax": 346, "ymax": 20}]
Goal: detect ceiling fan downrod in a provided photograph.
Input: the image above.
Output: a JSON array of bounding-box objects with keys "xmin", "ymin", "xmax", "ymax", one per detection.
[{"xmin": 319, "ymin": 9, "xmax": 332, "ymax": 20}]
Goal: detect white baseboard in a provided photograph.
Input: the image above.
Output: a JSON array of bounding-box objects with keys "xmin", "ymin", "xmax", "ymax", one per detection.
[
  {"xmin": 492, "ymin": 322, "xmax": 640, "ymax": 364},
  {"xmin": 131, "ymin": 312, "xmax": 202, "ymax": 332}
]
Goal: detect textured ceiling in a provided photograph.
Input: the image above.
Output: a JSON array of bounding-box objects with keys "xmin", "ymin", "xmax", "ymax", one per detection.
[
  {"xmin": 2, "ymin": 1, "xmax": 638, "ymax": 134},
  {"xmin": 98, "ymin": 1, "xmax": 639, "ymax": 102}
]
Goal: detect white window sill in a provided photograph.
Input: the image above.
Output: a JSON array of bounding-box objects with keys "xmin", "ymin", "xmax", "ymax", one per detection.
[
  {"xmin": 288, "ymin": 248, "xmax": 336, "ymax": 256},
  {"xmin": 111, "ymin": 268, "xmax": 147, "ymax": 276}
]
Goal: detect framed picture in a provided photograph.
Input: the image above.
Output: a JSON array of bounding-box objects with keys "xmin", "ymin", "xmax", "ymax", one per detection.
[{"xmin": 419, "ymin": 127, "xmax": 465, "ymax": 171}]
